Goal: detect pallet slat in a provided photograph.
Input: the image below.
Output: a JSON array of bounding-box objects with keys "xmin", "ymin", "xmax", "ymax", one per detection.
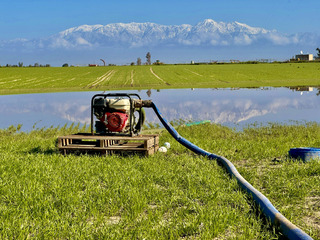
[{"xmin": 58, "ymin": 134, "xmax": 159, "ymax": 156}]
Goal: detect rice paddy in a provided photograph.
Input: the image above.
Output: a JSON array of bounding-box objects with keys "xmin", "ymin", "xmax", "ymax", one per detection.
[{"xmin": 1, "ymin": 62, "xmax": 320, "ymax": 95}]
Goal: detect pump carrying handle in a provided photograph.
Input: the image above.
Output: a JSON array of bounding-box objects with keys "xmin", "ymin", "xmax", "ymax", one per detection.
[
  {"xmin": 132, "ymin": 108, "xmax": 144, "ymax": 133},
  {"xmin": 91, "ymin": 93, "xmax": 142, "ymax": 136}
]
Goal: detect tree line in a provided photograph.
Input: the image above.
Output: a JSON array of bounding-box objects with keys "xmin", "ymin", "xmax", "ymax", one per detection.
[
  {"xmin": 4, "ymin": 49, "xmax": 318, "ymax": 68},
  {"xmin": 0, "ymin": 62, "xmax": 51, "ymax": 68},
  {"xmin": 131, "ymin": 52, "xmax": 163, "ymax": 66}
]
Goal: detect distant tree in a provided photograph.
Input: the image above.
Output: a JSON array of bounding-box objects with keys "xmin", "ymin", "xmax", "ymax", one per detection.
[
  {"xmin": 18, "ymin": 62, "xmax": 23, "ymax": 67},
  {"xmin": 154, "ymin": 60, "xmax": 163, "ymax": 65},
  {"xmin": 34, "ymin": 63, "xmax": 39, "ymax": 67},
  {"xmin": 146, "ymin": 52, "xmax": 151, "ymax": 65},
  {"xmin": 316, "ymin": 48, "xmax": 320, "ymax": 59},
  {"xmin": 137, "ymin": 57, "xmax": 142, "ymax": 66},
  {"xmin": 62, "ymin": 63, "xmax": 69, "ymax": 67},
  {"xmin": 130, "ymin": 62, "xmax": 135, "ymax": 66},
  {"xmin": 45, "ymin": 64, "xmax": 51, "ymax": 67}
]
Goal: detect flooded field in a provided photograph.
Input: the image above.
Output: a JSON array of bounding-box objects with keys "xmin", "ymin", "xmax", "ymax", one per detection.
[{"xmin": 0, "ymin": 87, "xmax": 319, "ymax": 131}]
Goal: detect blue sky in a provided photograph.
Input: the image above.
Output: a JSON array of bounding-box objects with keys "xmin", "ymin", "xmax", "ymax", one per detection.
[{"xmin": 1, "ymin": 0, "xmax": 319, "ymax": 40}]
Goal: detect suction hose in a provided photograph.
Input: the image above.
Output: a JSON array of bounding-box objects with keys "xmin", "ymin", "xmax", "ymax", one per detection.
[{"xmin": 150, "ymin": 102, "xmax": 312, "ymax": 240}]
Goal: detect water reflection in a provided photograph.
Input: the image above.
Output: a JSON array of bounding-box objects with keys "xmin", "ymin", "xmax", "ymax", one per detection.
[{"xmin": 0, "ymin": 87, "xmax": 319, "ymax": 131}]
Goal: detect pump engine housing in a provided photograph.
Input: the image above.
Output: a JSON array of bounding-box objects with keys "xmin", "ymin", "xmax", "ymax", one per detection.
[{"xmin": 91, "ymin": 93, "xmax": 146, "ymax": 136}]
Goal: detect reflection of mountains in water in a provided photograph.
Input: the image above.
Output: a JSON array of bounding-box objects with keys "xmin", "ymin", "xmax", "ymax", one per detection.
[
  {"xmin": 0, "ymin": 88, "xmax": 319, "ymax": 130},
  {"xmin": 152, "ymin": 98, "xmax": 297, "ymax": 124},
  {"xmin": 146, "ymin": 87, "xmax": 319, "ymax": 124}
]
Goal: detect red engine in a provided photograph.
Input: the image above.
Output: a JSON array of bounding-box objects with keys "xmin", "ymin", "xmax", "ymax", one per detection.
[{"xmin": 100, "ymin": 112, "xmax": 129, "ymax": 132}]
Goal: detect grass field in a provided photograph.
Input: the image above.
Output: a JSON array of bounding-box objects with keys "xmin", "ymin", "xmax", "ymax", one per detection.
[
  {"xmin": 1, "ymin": 62, "xmax": 320, "ymax": 95},
  {"xmin": 1, "ymin": 62, "xmax": 320, "ymax": 239},
  {"xmin": 0, "ymin": 123, "xmax": 319, "ymax": 239}
]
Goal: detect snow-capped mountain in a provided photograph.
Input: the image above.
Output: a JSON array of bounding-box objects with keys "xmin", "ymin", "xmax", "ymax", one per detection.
[
  {"xmin": 47, "ymin": 19, "xmax": 296, "ymax": 48},
  {"xmin": 1, "ymin": 19, "xmax": 319, "ymax": 66},
  {"xmin": 2, "ymin": 19, "xmax": 315, "ymax": 50}
]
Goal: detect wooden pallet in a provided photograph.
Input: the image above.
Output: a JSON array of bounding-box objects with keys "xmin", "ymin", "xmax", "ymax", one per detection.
[{"xmin": 58, "ymin": 133, "xmax": 159, "ymax": 156}]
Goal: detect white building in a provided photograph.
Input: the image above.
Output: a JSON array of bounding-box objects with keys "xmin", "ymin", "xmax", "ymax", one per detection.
[{"xmin": 295, "ymin": 52, "xmax": 313, "ymax": 61}]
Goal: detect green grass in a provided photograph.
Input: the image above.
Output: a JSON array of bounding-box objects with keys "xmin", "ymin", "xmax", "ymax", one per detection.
[
  {"xmin": 1, "ymin": 62, "xmax": 320, "ymax": 238},
  {"xmin": 1, "ymin": 62, "xmax": 320, "ymax": 95},
  {"xmin": 1, "ymin": 123, "xmax": 320, "ymax": 239}
]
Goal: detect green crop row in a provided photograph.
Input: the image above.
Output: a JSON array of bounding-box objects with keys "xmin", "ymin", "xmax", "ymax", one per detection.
[{"xmin": 1, "ymin": 62, "xmax": 320, "ymax": 95}]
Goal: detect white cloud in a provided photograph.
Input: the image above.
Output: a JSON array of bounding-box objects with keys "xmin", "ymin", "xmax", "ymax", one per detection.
[
  {"xmin": 234, "ymin": 34, "xmax": 254, "ymax": 45},
  {"xmin": 76, "ymin": 37, "xmax": 91, "ymax": 46},
  {"xmin": 266, "ymin": 33, "xmax": 292, "ymax": 45},
  {"xmin": 49, "ymin": 38, "xmax": 72, "ymax": 48}
]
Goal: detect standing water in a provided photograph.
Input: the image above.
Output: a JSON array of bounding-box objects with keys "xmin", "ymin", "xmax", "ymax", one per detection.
[{"xmin": 0, "ymin": 87, "xmax": 319, "ymax": 131}]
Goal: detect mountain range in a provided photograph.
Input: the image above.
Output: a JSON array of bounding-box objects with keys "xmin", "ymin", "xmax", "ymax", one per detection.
[
  {"xmin": 1, "ymin": 19, "xmax": 319, "ymax": 65},
  {"xmin": 1, "ymin": 19, "xmax": 319, "ymax": 49}
]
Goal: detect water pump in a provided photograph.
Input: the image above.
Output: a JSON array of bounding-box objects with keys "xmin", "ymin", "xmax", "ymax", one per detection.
[{"xmin": 91, "ymin": 93, "xmax": 152, "ymax": 136}]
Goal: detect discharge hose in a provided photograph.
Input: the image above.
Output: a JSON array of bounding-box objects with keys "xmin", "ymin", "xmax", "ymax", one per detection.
[{"xmin": 151, "ymin": 102, "xmax": 312, "ymax": 240}]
